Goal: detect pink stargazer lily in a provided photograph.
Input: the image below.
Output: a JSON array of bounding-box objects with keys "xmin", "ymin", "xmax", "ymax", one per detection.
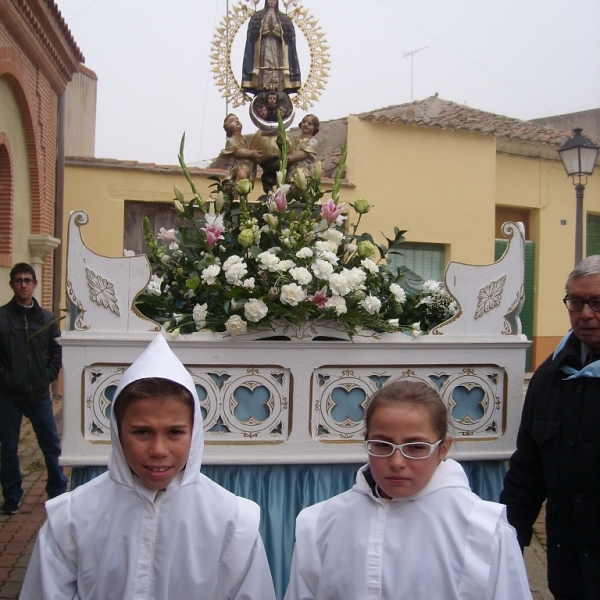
[
  {"xmin": 321, "ymin": 199, "xmax": 346, "ymax": 225},
  {"xmin": 202, "ymin": 213, "xmax": 225, "ymax": 248},
  {"xmin": 272, "ymin": 186, "xmax": 289, "ymax": 213},
  {"xmin": 310, "ymin": 286, "xmax": 328, "ymax": 307}
]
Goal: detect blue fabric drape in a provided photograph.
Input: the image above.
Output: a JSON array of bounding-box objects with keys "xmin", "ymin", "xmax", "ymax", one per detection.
[{"xmin": 70, "ymin": 460, "xmax": 508, "ymax": 599}]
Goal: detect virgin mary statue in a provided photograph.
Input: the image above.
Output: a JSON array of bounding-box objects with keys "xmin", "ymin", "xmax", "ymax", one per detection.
[{"xmin": 242, "ymin": 0, "xmax": 301, "ymax": 94}]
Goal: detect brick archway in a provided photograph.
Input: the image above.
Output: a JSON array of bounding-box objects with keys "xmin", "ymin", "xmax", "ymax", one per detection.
[
  {"xmin": 0, "ymin": 47, "xmax": 44, "ymax": 236},
  {"xmin": 0, "ymin": 133, "xmax": 13, "ymax": 267}
]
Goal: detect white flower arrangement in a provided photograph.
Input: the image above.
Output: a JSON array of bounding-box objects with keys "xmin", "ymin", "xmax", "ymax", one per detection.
[{"xmin": 136, "ymin": 130, "xmax": 457, "ymax": 337}]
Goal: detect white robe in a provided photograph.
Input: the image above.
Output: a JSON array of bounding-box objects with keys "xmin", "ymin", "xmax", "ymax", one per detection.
[
  {"xmin": 20, "ymin": 335, "xmax": 276, "ymax": 600},
  {"xmin": 284, "ymin": 459, "xmax": 532, "ymax": 600}
]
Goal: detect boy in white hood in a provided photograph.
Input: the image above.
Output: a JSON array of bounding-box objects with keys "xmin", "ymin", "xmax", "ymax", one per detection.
[{"xmin": 20, "ymin": 334, "xmax": 276, "ymax": 600}]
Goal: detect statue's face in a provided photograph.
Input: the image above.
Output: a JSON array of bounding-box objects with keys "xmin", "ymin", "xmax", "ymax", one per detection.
[
  {"xmin": 225, "ymin": 115, "xmax": 241, "ymax": 134},
  {"xmin": 267, "ymin": 0, "xmax": 277, "ymax": 8}
]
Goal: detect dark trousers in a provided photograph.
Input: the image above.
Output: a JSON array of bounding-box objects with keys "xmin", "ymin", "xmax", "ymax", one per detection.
[{"xmin": 0, "ymin": 394, "xmax": 68, "ymax": 500}]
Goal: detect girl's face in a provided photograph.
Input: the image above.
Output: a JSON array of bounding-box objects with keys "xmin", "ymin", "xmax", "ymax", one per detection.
[
  {"xmin": 367, "ymin": 403, "xmax": 451, "ymax": 499},
  {"xmin": 119, "ymin": 396, "xmax": 193, "ymax": 491}
]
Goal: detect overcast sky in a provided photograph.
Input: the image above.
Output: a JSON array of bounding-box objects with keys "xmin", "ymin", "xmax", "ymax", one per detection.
[{"xmin": 55, "ymin": 0, "xmax": 600, "ymax": 166}]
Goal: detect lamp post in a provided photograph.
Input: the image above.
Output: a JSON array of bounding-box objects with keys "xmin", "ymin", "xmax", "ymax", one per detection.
[{"xmin": 558, "ymin": 128, "xmax": 599, "ymax": 266}]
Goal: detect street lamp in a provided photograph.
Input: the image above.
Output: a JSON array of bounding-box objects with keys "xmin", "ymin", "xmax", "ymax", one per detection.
[{"xmin": 558, "ymin": 128, "xmax": 599, "ymax": 266}]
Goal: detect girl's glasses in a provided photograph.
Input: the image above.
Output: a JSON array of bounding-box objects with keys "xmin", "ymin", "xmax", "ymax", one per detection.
[{"xmin": 364, "ymin": 439, "xmax": 443, "ymax": 460}]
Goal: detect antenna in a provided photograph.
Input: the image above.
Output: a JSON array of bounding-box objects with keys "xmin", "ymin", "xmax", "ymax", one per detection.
[{"xmin": 403, "ymin": 46, "xmax": 429, "ymax": 102}]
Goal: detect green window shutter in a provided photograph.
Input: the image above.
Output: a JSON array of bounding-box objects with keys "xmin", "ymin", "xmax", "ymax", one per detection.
[
  {"xmin": 586, "ymin": 214, "xmax": 600, "ymax": 256},
  {"xmin": 495, "ymin": 240, "xmax": 534, "ymax": 372},
  {"xmin": 389, "ymin": 243, "xmax": 445, "ymax": 281}
]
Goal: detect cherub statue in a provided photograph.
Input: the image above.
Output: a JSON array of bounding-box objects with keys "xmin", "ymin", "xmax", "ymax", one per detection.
[
  {"xmin": 219, "ymin": 114, "xmax": 263, "ymax": 185},
  {"xmin": 287, "ymin": 114, "xmax": 319, "ymax": 182}
]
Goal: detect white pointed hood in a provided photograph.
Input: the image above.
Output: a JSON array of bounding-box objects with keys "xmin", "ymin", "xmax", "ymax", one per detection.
[{"xmin": 108, "ymin": 334, "xmax": 204, "ymax": 490}]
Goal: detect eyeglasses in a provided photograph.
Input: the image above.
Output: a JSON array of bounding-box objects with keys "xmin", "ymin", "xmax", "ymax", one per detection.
[
  {"xmin": 563, "ymin": 296, "xmax": 600, "ymax": 313},
  {"xmin": 12, "ymin": 278, "xmax": 35, "ymax": 285},
  {"xmin": 364, "ymin": 439, "xmax": 443, "ymax": 460}
]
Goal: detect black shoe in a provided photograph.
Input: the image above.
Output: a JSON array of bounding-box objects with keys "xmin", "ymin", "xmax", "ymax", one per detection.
[{"xmin": 1, "ymin": 498, "xmax": 21, "ymax": 515}]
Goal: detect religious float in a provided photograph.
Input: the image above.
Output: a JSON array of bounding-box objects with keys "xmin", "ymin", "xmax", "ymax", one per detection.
[{"xmin": 60, "ymin": 2, "xmax": 530, "ymax": 597}]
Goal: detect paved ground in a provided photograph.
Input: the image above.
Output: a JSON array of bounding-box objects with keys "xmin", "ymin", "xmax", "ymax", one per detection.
[{"xmin": 0, "ymin": 397, "xmax": 551, "ymax": 599}]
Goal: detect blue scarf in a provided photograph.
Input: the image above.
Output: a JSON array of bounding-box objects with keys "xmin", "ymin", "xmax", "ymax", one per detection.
[{"xmin": 553, "ymin": 332, "xmax": 600, "ymax": 380}]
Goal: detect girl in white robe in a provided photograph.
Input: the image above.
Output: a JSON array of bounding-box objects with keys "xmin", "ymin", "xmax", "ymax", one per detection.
[
  {"xmin": 284, "ymin": 379, "xmax": 532, "ymax": 600},
  {"xmin": 20, "ymin": 334, "xmax": 276, "ymax": 600}
]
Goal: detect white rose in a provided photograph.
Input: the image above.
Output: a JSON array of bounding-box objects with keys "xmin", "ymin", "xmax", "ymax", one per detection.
[
  {"xmin": 360, "ymin": 295, "xmax": 382, "ymax": 315},
  {"xmin": 290, "ymin": 267, "xmax": 313, "ymax": 286},
  {"xmin": 244, "ymin": 298, "xmax": 268, "ymax": 322},
  {"xmin": 280, "ymin": 283, "xmax": 307, "ymax": 306},
  {"xmin": 225, "ymin": 315, "xmax": 247, "ymax": 336},
  {"xmin": 243, "ymin": 277, "xmax": 256, "ymax": 290}
]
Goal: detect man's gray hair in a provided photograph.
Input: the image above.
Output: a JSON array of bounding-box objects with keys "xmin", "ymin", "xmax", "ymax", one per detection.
[{"xmin": 566, "ymin": 255, "xmax": 600, "ymax": 291}]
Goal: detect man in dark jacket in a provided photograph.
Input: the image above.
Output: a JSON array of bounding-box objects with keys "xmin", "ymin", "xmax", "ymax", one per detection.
[
  {"xmin": 0, "ymin": 263, "xmax": 68, "ymax": 515},
  {"xmin": 501, "ymin": 255, "xmax": 600, "ymax": 600}
]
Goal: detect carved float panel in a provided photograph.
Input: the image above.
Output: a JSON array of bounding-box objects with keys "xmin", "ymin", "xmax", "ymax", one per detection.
[
  {"xmin": 83, "ymin": 364, "xmax": 291, "ymax": 443},
  {"xmin": 311, "ymin": 366, "xmax": 504, "ymax": 442}
]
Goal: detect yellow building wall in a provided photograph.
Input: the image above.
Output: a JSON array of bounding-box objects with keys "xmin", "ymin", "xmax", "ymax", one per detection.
[
  {"xmin": 0, "ymin": 77, "xmax": 32, "ymax": 305},
  {"xmin": 61, "ymin": 163, "xmax": 217, "ymax": 307},
  {"xmin": 344, "ymin": 116, "xmax": 497, "ymax": 265},
  {"xmin": 496, "ymin": 151, "xmax": 600, "ymax": 367}
]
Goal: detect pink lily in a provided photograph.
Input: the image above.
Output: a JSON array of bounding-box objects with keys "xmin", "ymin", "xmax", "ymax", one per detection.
[
  {"xmin": 321, "ymin": 199, "xmax": 346, "ymax": 225},
  {"xmin": 272, "ymin": 186, "xmax": 289, "ymax": 213},
  {"xmin": 310, "ymin": 286, "xmax": 328, "ymax": 308},
  {"xmin": 202, "ymin": 213, "xmax": 225, "ymax": 248}
]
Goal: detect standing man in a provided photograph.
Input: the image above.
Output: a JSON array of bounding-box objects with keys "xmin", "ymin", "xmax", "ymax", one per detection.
[
  {"xmin": 0, "ymin": 263, "xmax": 68, "ymax": 515},
  {"xmin": 501, "ymin": 255, "xmax": 600, "ymax": 600}
]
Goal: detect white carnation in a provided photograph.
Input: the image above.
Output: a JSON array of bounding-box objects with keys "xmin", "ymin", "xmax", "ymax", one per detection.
[
  {"xmin": 243, "ymin": 277, "xmax": 256, "ymax": 290},
  {"xmin": 244, "ymin": 298, "xmax": 268, "ymax": 323},
  {"xmin": 290, "ymin": 267, "xmax": 313, "ymax": 286},
  {"xmin": 223, "ymin": 255, "xmax": 244, "ymax": 270},
  {"xmin": 276, "ymin": 260, "xmax": 295, "ymax": 272},
  {"xmin": 280, "ymin": 283, "xmax": 307, "ymax": 306},
  {"xmin": 225, "ymin": 315, "xmax": 247, "ymax": 336},
  {"xmin": 390, "ymin": 283, "xmax": 407, "ymax": 304},
  {"xmin": 325, "ymin": 295, "xmax": 347, "ymax": 315},
  {"xmin": 360, "ymin": 295, "xmax": 382, "ymax": 315},
  {"xmin": 345, "ymin": 267, "xmax": 367, "ymax": 291},
  {"xmin": 311, "ymin": 259, "xmax": 335, "ymax": 280},
  {"xmin": 224, "ymin": 261, "xmax": 248, "ymax": 285},
  {"xmin": 258, "ymin": 251, "xmax": 280, "ymax": 271},
  {"xmin": 192, "ymin": 303, "xmax": 208, "ymax": 330},
  {"xmin": 328, "ymin": 272, "xmax": 352, "ymax": 297},
  {"xmin": 201, "ymin": 264, "xmax": 221, "ymax": 285},
  {"xmin": 361, "ymin": 258, "xmax": 379, "ymax": 274},
  {"xmin": 296, "ymin": 247, "xmax": 313, "ymax": 259}
]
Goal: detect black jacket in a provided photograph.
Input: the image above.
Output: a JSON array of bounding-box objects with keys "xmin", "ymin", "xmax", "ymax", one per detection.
[
  {"xmin": 0, "ymin": 297, "xmax": 62, "ymax": 403},
  {"xmin": 500, "ymin": 332, "xmax": 600, "ymax": 600}
]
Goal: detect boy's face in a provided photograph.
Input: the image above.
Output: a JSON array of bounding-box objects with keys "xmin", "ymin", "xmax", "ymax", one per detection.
[{"xmin": 119, "ymin": 396, "xmax": 193, "ymax": 490}]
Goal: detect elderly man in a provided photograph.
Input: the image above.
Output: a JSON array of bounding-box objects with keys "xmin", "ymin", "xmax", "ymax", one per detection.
[
  {"xmin": 0, "ymin": 263, "xmax": 68, "ymax": 515},
  {"xmin": 501, "ymin": 255, "xmax": 600, "ymax": 600}
]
